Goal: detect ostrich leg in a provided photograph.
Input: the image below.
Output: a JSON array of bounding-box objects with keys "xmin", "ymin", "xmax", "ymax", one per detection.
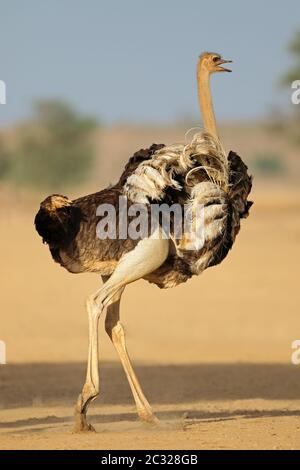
[
  {"xmin": 104, "ymin": 283, "xmax": 158, "ymax": 424},
  {"xmin": 74, "ymin": 230, "xmax": 169, "ymax": 432},
  {"xmin": 74, "ymin": 292, "xmax": 102, "ymax": 432}
]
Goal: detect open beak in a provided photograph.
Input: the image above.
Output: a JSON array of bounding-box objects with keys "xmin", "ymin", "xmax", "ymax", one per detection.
[{"xmin": 217, "ymin": 59, "xmax": 232, "ymax": 73}]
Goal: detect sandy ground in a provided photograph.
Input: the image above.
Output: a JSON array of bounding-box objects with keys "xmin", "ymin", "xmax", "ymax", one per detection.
[{"xmin": 1, "ymin": 185, "xmax": 300, "ymax": 449}]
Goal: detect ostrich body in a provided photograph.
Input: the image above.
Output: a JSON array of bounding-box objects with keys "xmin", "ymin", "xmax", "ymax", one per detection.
[{"xmin": 35, "ymin": 53, "xmax": 252, "ymax": 432}]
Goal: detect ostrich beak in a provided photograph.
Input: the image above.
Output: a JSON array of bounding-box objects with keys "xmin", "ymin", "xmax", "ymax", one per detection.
[{"xmin": 216, "ymin": 59, "xmax": 233, "ymax": 73}]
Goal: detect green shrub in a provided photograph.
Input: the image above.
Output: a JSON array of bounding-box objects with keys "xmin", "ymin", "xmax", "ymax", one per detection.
[
  {"xmin": 281, "ymin": 30, "xmax": 300, "ymax": 86},
  {"xmin": 1, "ymin": 99, "xmax": 98, "ymax": 190},
  {"xmin": 251, "ymin": 153, "xmax": 286, "ymax": 176},
  {"xmin": 0, "ymin": 137, "xmax": 12, "ymax": 180}
]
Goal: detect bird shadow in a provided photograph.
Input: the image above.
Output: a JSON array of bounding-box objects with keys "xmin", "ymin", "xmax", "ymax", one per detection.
[
  {"xmin": 1, "ymin": 362, "xmax": 300, "ymax": 430},
  {"xmin": 2, "ymin": 408, "xmax": 300, "ymax": 432}
]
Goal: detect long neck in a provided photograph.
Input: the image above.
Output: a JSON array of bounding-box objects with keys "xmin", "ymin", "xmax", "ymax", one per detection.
[{"xmin": 197, "ymin": 65, "xmax": 218, "ymax": 139}]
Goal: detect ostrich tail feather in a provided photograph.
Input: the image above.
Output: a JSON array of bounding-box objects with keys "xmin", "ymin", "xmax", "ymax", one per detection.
[{"xmin": 123, "ymin": 130, "xmax": 229, "ymax": 204}]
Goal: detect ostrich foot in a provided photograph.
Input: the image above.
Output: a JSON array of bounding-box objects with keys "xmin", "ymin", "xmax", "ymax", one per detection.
[
  {"xmin": 74, "ymin": 413, "xmax": 96, "ymax": 433},
  {"xmin": 138, "ymin": 410, "xmax": 160, "ymax": 426},
  {"xmin": 74, "ymin": 389, "xmax": 98, "ymax": 433}
]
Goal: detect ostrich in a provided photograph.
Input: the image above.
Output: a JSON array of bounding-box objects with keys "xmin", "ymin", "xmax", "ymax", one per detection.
[{"xmin": 35, "ymin": 52, "xmax": 252, "ymax": 432}]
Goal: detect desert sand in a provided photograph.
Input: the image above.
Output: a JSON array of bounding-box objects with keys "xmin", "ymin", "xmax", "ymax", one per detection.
[
  {"xmin": 1, "ymin": 186, "xmax": 300, "ymax": 450},
  {"xmin": 1, "ymin": 123, "xmax": 300, "ymax": 449}
]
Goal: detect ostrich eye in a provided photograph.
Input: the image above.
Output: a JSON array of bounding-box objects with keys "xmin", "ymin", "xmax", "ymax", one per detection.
[{"xmin": 213, "ymin": 56, "xmax": 220, "ymax": 63}]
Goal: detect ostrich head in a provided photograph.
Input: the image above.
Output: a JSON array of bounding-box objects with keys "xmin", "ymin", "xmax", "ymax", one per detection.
[{"xmin": 199, "ymin": 52, "xmax": 232, "ymax": 74}]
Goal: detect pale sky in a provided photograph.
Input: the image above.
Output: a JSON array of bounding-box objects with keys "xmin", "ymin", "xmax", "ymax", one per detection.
[{"xmin": 0, "ymin": 0, "xmax": 299, "ymax": 126}]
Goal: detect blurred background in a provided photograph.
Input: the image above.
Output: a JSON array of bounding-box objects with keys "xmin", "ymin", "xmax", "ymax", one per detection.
[{"xmin": 0, "ymin": 0, "xmax": 300, "ymax": 450}]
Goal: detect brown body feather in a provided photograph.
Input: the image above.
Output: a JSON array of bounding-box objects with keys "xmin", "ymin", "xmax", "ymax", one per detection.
[{"xmin": 35, "ymin": 145, "xmax": 165, "ymax": 276}]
